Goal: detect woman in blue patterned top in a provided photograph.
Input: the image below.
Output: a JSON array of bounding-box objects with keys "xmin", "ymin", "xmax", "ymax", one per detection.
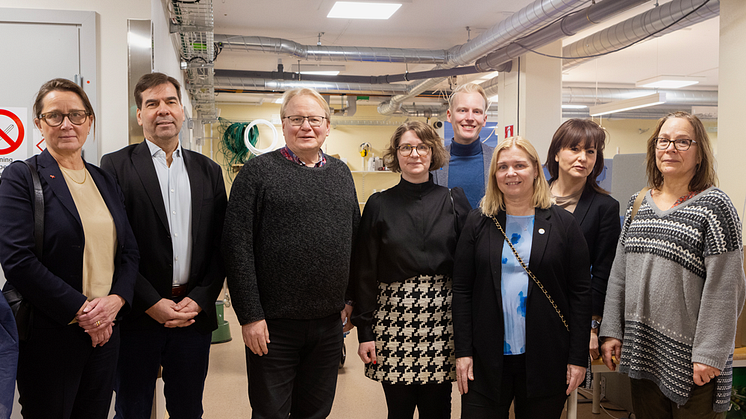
[
  {"xmin": 453, "ymin": 136, "xmax": 591, "ymax": 418},
  {"xmin": 600, "ymin": 111, "xmax": 746, "ymax": 418}
]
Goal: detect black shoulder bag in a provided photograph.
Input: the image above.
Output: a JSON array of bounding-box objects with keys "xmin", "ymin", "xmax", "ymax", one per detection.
[{"xmin": 2, "ymin": 158, "xmax": 43, "ymax": 341}]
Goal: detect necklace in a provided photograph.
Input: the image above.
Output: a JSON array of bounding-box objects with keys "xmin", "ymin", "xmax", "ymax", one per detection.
[{"xmin": 60, "ymin": 166, "xmax": 87, "ymax": 185}]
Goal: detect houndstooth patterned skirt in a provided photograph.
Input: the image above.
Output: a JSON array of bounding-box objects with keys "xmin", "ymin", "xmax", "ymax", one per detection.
[{"xmin": 364, "ymin": 274, "xmax": 456, "ymax": 385}]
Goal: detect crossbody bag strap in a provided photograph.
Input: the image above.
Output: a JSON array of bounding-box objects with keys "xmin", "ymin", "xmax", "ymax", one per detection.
[
  {"xmin": 629, "ymin": 187, "xmax": 651, "ymax": 222},
  {"xmin": 490, "ymin": 214, "xmax": 569, "ymax": 332},
  {"xmin": 23, "ymin": 157, "xmax": 44, "ymax": 258}
]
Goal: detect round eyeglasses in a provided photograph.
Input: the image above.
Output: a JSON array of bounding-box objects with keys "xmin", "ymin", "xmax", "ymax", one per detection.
[
  {"xmin": 38, "ymin": 111, "xmax": 90, "ymax": 127},
  {"xmin": 285, "ymin": 115, "xmax": 326, "ymax": 127},
  {"xmin": 655, "ymin": 138, "xmax": 697, "ymax": 151},
  {"xmin": 397, "ymin": 144, "xmax": 431, "ymax": 156}
]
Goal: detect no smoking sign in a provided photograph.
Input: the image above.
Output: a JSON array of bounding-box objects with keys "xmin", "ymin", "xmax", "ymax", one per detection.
[
  {"xmin": 0, "ymin": 107, "xmax": 29, "ymax": 177},
  {"xmin": 0, "ymin": 108, "xmax": 25, "ymax": 155}
]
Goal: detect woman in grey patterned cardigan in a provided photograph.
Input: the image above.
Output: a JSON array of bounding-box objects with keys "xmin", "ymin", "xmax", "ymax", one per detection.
[{"xmin": 600, "ymin": 111, "xmax": 746, "ymax": 418}]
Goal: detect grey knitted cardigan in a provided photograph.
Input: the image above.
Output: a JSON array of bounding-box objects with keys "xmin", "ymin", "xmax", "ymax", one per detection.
[
  {"xmin": 601, "ymin": 187, "xmax": 746, "ymax": 412},
  {"xmin": 223, "ymin": 150, "xmax": 360, "ymax": 325}
]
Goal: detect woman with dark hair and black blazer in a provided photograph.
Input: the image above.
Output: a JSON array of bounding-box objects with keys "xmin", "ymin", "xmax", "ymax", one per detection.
[
  {"xmin": 0, "ymin": 78, "xmax": 139, "ymax": 418},
  {"xmin": 453, "ymin": 136, "xmax": 591, "ymax": 418},
  {"xmin": 545, "ymin": 119, "xmax": 621, "ymax": 361}
]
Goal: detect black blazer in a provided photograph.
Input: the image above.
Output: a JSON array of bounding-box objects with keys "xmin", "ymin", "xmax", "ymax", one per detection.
[
  {"xmin": 572, "ymin": 187, "xmax": 621, "ymax": 317},
  {"xmin": 101, "ymin": 141, "xmax": 227, "ymax": 334},
  {"xmin": 0, "ymin": 150, "xmax": 138, "ymax": 328},
  {"xmin": 453, "ymin": 205, "xmax": 591, "ymax": 399}
]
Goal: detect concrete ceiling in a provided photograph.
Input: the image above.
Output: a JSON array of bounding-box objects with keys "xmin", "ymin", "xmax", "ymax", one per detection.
[{"xmin": 210, "ymin": 0, "xmax": 720, "ymax": 108}]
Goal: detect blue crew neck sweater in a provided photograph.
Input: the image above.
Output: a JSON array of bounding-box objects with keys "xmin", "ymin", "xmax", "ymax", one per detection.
[{"xmin": 448, "ymin": 140, "xmax": 484, "ymax": 208}]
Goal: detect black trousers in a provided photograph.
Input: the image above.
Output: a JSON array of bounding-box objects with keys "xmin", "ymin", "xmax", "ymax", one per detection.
[
  {"xmin": 461, "ymin": 354, "xmax": 567, "ymax": 419},
  {"xmin": 630, "ymin": 377, "xmax": 725, "ymax": 419},
  {"xmin": 246, "ymin": 313, "xmax": 342, "ymax": 419},
  {"xmin": 17, "ymin": 323, "xmax": 120, "ymax": 419},
  {"xmin": 381, "ymin": 382, "xmax": 452, "ymax": 419},
  {"xmin": 114, "ymin": 324, "xmax": 212, "ymax": 419}
]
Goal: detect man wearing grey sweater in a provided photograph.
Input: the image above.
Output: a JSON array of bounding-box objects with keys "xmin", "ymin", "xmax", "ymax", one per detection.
[{"xmin": 223, "ymin": 87, "xmax": 360, "ymax": 419}]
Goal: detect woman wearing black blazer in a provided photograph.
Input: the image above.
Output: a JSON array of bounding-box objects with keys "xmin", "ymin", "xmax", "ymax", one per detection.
[
  {"xmin": 545, "ymin": 119, "xmax": 620, "ymax": 361},
  {"xmin": 0, "ymin": 79, "xmax": 139, "ymax": 418},
  {"xmin": 453, "ymin": 137, "xmax": 591, "ymax": 418}
]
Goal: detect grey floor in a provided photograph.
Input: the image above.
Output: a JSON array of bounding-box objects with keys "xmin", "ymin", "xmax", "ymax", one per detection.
[{"xmin": 202, "ymin": 306, "xmax": 633, "ymax": 419}]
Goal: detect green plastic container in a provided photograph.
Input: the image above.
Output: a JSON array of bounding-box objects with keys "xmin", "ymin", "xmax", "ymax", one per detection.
[{"xmin": 211, "ymin": 301, "xmax": 232, "ymax": 344}]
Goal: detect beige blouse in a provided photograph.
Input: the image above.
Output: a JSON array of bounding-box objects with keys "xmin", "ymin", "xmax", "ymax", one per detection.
[
  {"xmin": 552, "ymin": 187, "xmax": 583, "ymax": 214},
  {"xmin": 60, "ymin": 167, "xmax": 117, "ymax": 300}
]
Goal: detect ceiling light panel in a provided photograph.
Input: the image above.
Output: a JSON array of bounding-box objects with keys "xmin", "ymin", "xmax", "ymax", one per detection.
[
  {"xmin": 636, "ymin": 75, "xmax": 702, "ymax": 89},
  {"xmin": 589, "ymin": 93, "xmax": 666, "ymax": 117},
  {"xmin": 327, "ymin": 2, "xmax": 402, "ymax": 19}
]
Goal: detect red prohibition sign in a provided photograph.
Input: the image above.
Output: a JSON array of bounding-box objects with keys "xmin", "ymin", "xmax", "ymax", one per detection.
[{"xmin": 0, "ymin": 109, "xmax": 25, "ymax": 155}]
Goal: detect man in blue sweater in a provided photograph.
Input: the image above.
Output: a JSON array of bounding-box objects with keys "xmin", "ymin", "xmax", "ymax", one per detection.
[{"xmin": 431, "ymin": 83, "xmax": 494, "ymax": 208}]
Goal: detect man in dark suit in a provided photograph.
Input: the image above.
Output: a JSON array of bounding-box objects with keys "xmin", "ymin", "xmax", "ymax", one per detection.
[{"xmin": 101, "ymin": 72, "xmax": 227, "ymax": 419}]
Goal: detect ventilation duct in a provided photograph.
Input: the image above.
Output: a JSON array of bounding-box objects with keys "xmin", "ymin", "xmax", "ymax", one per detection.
[
  {"xmin": 474, "ymin": 0, "xmax": 648, "ymax": 72},
  {"xmin": 562, "ymin": 86, "xmax": 718, "ymax": 106},
  {"xmin": 378, "ymin": 0, "xmax": 591, "ymax": 115},
  {"xmin": 213, "ymin": 76, "xmax": 409, "ymax": 94},
  {"xmin": 213, "ymin": 35, "xmax": 450, "ymax": 64},
  {"xmin": 563, "ymin": 0, "xmax": 719, "ymax": 70}
]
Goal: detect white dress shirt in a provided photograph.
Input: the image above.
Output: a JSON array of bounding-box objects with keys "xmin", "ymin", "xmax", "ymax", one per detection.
[{"xmin": 146, "ymin": 140, "xmax": 193, "ymax": 287}]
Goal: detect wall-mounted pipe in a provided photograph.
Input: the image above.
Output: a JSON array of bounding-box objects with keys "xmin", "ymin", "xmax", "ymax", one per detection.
[{"xmin": 214, "ymin": 76, "xmax": 409, "ymax": 94}]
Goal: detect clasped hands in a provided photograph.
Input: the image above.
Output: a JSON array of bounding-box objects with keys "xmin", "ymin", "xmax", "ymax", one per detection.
[
  {"xmin": 76, "ymin": 294, "xmax": 125, "ymax": 347},
  {"xmin": 145, "ymin": 297, "xmax": 202, "ymax": 328}
]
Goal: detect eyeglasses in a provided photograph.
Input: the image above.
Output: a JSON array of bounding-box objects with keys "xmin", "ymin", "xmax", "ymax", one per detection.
[
  {"xmin": 397, "ymin": 144, "xmax": 431, "ymax": 156},
  {"xmin": 285, "ymin": 115, "xmax": 326, "ymax": 127},
  {"xmin": 655, "ymin": 138, "xmax": 697, "ymax": 151},
  {"xmin": 38, "ymin": 111, "xmax": 90, "ymax": 127}
]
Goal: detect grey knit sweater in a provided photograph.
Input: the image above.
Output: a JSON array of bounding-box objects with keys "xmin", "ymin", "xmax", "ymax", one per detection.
[
  {"xmin": 601, "ymin": 187, "xmax": 746, "ymax": 411},
  {"xmin": 223, "ymin": 150, "xmax": 360, "ymax": 325}
]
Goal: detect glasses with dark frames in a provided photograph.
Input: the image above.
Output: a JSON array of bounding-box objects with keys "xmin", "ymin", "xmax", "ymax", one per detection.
[
  {"xmin": 38, "ymin": 111, "xmax": 90, "ymax": 127},
  {"xmin": 397, "ymin": 144, "xmax": 431, "ymax": 156},
  {"xmin": 655, "ymin": 138, "xmax": 697, "ymax": 151}
]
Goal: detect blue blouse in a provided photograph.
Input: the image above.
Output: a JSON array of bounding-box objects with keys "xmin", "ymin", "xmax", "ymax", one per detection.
[{"xmin": 501, "ymin": 214, "xmax": 534, "ymax": 355}]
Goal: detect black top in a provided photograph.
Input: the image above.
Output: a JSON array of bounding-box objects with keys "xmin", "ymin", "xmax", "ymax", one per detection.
[{"xmin": 351, "ymin": 176, "xmax": 471, "ymax": 342}]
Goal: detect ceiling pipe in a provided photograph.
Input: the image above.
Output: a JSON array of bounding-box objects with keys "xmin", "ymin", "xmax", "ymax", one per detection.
[
  {"xmin": 474, "ymin": 0, "xmax": 648, "ymax": 72},
  {"xmin": 213, "ymin": 65, "xmax": 493, "ymax": 85},
  {"xmin": 563, "ymin": 0, "xmax": 719, "ymax": 70},
  {"xmin": 563, "ymin": 87, "xmax": 718, "ymax": 105},
  {"xmin": 213, "ymin": 35, "xmax": 450, "ymax": 64},
  {"xmin": 378, "ymin": 0, "xmax": 590, "ymax": 115},
  {"xmin": 213, "ymin": 76, "xmax": 409, "ymax": 94}
]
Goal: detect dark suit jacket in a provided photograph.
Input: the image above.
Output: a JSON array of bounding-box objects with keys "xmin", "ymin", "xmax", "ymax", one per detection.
[
  {"xmin": 453, "ymin": 206, "xmax": 591, "ymax": 399},
  {"xmin": 0, "ymin": 150, "xmax": 138, "ymax": 328},
  {"xmin": 101, "ymin": 141, "xmax": 227, "ymax": 334},
  {"xmin": 572, "ymin": 187, "xmax": 621, "ymax": 317}
]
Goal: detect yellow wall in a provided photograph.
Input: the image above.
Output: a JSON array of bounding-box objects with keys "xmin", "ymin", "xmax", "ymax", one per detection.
[
  {"xmin": 594, "ymin": 118, "xmax": 719, "ymax": 157},
  {"xmin": 212, "ymin": 103, "xmax": 429, "ymax": 204}
]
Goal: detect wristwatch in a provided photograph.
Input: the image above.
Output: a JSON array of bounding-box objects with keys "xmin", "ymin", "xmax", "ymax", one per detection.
[{"xmin": 591, "ymin": 319, "xmax": 602, "ymax": 330}]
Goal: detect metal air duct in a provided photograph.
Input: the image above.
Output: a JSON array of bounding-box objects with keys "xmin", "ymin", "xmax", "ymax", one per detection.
[
  {"xmin": 378, "ymin": 0, "xmax": 590, "ymax": 115},
  {"xmin": 213, "ymin": 76, "xmax": 409, "ymax": 94},
  {"xmin": 562, "ymin": 86, "xmax": 718, "ymax": 106},
  {"xmin": 213, "ymin": 35, "xmax": 450, "ymax": 64},
  {"xmin": 562, "ymin": 0, "xmax": 719, "ymax": 70},
  {"xmin": 474, "ymin": 0, "xmax": 649, "ymax": 72}
]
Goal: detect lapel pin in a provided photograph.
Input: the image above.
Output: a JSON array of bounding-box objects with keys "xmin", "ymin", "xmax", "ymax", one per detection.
[
  {"xmin": 50, "ymin": 175, "xmax": 55, "ymax": 179},
  {"xmin": 538, "ymin": 228, "xmax": 545, "ymax": 235}
]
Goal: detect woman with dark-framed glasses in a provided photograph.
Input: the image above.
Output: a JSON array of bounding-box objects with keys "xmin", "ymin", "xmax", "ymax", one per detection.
[
  {"xmin": 351, "ymin": 121, "xmax": 470, "ymax": 418},
  {"xmin": 0, "ymin": 78, "xmax": 138, "ymax": 418},
  {"xmin": 601, "ymin": 111, "xmax": 745, "ymax": 418}
]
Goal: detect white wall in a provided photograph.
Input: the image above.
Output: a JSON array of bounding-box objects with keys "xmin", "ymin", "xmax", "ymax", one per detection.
[{"xmin": 0, "ymin": 0, "xmax": 150, "ymax": 156}]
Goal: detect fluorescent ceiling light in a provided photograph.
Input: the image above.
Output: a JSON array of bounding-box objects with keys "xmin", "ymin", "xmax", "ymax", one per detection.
[
  {"xmin": 636, "ymin": 75, "xmax": 702, "ymax": 89},
  {"xmin": 300, "ymin": 71, "xmax": 340, "ymax": 76},
  {"xmin": 562, "ymin": 104, "xmax": 588, "ymax": 109},
  {"xmin": 589, "ymin": 93, "xmax": 666, "ymax": 117},
  {"xmin": 328, "ymin": 2, "xmax": 402, "ymax": 19},
  {"xmin": 489, "ymin": 95, "xmax": 499, "ymax": 104},
  {"xmin": 476, "ymin": 72, "xmax": 500, "ymax": 83}
]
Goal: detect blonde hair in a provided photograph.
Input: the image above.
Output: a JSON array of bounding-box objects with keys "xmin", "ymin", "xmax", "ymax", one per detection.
[
  {"xmin": 280, "ymin": 88, "xmax": 331, "ymax": 121},
  {"xmin": 449, "ymin": 83, "xmax": 489, "ymax": 111},
  {"xmin": 480, "ymin": 136, "xmax": 552, "ymax": 215}
]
